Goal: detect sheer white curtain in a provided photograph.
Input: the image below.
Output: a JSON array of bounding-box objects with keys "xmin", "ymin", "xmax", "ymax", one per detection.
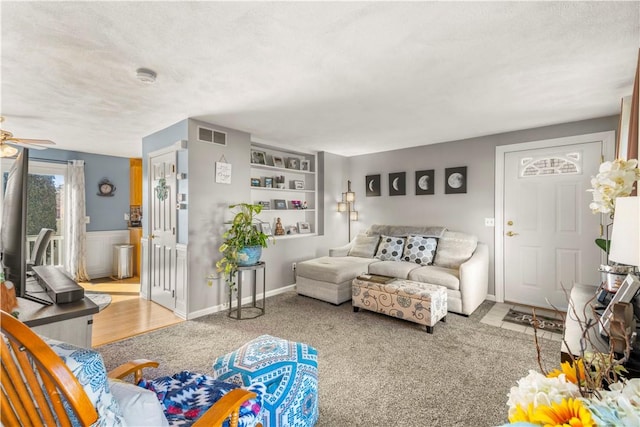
[{"xmin": 64, "ymin": 160, "xmax": 90, "ymax": 281}]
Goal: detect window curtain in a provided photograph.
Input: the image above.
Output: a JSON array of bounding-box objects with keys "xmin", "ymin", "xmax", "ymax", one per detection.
[{"xmin": 64, "ymin": 160, "xmax": 90, "ymax": 281}]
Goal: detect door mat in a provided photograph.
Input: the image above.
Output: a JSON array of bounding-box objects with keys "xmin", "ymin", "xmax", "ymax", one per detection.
[{"xmin": 502, "ymin": 309, "xmax": 564, "ymax": 334}]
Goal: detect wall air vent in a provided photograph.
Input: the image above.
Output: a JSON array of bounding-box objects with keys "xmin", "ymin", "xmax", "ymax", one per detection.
[{"xmin": 197, "ymin": 126, "xmax": 227, "ymax": 146}]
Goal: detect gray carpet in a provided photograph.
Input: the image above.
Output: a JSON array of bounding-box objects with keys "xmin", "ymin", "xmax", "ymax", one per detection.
[{"xmin": 97, "ymin": 291, "xmax": 560, "ymax": 426}]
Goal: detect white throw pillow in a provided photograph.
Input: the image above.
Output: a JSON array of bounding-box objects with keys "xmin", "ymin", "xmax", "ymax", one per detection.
[
  {"xmin": 349, "ymin": 234, "xmax": 380, "ymax": 258},
  {"xmin": 108, "ymin": 379, "xmax": 169, "ymax": 427}
]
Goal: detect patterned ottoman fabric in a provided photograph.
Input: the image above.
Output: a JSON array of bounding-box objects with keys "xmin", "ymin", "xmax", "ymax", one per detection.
[
  {"xmin": 212, "ymin": 335, "xmax": 318, "ymax": 427},
  {"xmin": 352, "ymin": 278, "xmax": 447, "ymax": 333},
  {"xmin": 137, "ymin": 371, "xmax": 264, "ymax": 427}
]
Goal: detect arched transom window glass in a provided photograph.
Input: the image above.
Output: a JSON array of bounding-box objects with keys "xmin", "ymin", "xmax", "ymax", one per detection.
[{"xmin": 519, "ymin": 152, "xmax": 581, "ymax": 177}]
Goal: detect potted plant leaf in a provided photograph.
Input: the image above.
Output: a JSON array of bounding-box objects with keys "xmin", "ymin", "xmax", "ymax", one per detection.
[{"xmin": 216, "ymin": 203, "xmax": 273, "ymax": 288}]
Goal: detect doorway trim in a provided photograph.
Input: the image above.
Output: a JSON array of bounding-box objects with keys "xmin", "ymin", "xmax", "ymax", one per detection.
[{"xmin": 494, "ymin": 131, "xmax": 615, "ymax": 303}]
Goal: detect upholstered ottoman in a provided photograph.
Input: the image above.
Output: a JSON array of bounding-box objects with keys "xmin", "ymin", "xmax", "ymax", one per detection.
[
  {"xmin": 352, "ymin": 277, "xmax": 447, "ymax": 333},
  {"xmin": 212, "ymin": 335, "xmax": 318, "ymax": 427}
]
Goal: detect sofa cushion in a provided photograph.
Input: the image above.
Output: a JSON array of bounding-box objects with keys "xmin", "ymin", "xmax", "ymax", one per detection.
[
  {"xmin": 348, "ymin": 233, "xmax": 380, "ymax": 258},
  {"xmin": 408, "ymin": 265, "xmax": 460, "ymax": 291},
  {"xmin": 375, "ymin": 235, "xmax": 406, "ymax": 261},
  {"xmin": 402, "ymin": 235, "xmax": 438, "ymax": 265},
  {"xmin": 433, "ymin": 231, "xmax": 478, "ymax": 269},
  {"xmin": 296, "ymin": 256, "xmax": 377, "ymax": 284},
  {"xmin": 369, "ymin": 261, "xmax": 421, "ymax": 279}
]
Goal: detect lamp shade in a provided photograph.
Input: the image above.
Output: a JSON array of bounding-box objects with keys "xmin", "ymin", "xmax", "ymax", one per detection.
[
  {"xmin": 337, "ymin": 202, "xmax": 347, "ymax": 212},
  {"xmin": 609, "ymin": 197, "xmax": 640, "ymax": 266}
]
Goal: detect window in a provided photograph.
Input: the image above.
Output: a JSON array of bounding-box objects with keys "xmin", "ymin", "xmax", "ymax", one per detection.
[
  {"xmin": 2, "ymin": 159, "xmax": 66, "ymax": 265},
  {"xmin": 520, "ymin": 152, "xmax": 581, "ymax": 177}
]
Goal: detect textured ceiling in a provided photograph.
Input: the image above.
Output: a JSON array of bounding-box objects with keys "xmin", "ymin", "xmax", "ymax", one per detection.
[{"xmin": 1, "ymin": 1, "xmax": 639, "ymax": 158}]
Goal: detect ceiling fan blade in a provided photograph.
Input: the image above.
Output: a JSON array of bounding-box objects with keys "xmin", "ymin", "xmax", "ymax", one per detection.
[
  {"xmin": 5, "ymin": 140, "xmax": 50, "ymax": 150},
  {"xmin": 11, "ymin": 138, "xmax": 55, "ymax": 145}
]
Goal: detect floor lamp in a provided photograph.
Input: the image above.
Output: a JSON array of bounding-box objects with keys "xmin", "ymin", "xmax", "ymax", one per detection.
[{"xmin": 338, "ymin": 180, "xmax": 358, "ymax": 241}]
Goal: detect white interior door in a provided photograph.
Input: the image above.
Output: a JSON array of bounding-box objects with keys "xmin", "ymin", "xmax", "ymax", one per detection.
[
  {"xmin": 149, "ymin": 150, "xmax": 177, "ymax": 310},
  {"xmin": 503, "ymin": 142, "xmax": 603, "ymax": 309}
]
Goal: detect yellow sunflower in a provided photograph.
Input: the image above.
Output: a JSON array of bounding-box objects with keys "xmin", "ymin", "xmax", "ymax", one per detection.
[
  {"xmin": 531, "ymin": 398, "xmax": 594, "ymax": 427},
  {"xmin": 509, "ymin": 403, "xmax": 535, "ymax": 423},
  {"xmin": 547, "ymin": 360, "xmax": 586, "ymax": 385}
]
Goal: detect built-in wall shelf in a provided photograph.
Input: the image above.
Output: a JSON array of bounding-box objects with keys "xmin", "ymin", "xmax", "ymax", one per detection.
[
  {"xmin": 250, "ymin": 142, "xmax": 318, "ymax": 237},
  {"xmin": 251, "ymin": 187, "xmax": 315, "ymax": 194},
  {"xmin": 250, "ymin": 163, "xmax": 315, "ymax": 175}
]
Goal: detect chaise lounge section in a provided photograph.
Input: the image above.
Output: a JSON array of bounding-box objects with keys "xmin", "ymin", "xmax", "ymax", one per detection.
[{"xmin": 296, "ymin": 224, "xmax": 489, "ymax": 316}]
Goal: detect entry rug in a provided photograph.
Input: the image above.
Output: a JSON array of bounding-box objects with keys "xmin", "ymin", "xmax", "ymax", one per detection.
[{"xmin": 502, "ymin": 309, "xmax": 564, "ymax": 334}]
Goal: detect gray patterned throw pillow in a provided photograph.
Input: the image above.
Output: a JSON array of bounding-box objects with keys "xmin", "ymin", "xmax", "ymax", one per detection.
[
  {"xmin": 375, "ymin": 235, "xmax": 406, "ymax": 261},
  {"xmin": 402, "ymin": 235, "xmax": 438, "ymax": 265}
]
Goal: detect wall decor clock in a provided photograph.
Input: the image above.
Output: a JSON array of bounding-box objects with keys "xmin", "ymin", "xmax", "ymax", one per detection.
[{"xmin": 97, "ymin": 179, "xmax": 116, "ymax": 197}]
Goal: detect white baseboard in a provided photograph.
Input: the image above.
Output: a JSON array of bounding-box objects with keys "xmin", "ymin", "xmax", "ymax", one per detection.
[{"xmin": 187, "ymin": 284, "xmax": 297, "ymax": 320}]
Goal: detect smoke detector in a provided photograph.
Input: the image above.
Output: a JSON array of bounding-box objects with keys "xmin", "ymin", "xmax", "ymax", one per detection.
[{"xmin": 136, "ymin": 68, "xmax": 157, "ymax": 83}]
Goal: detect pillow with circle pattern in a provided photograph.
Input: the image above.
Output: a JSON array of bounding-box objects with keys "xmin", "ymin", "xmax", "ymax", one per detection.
[
  {"xmin": 374, "ymin": 235, "xmax": 406, "ymax": 261},
  {"xmin": 402, "ymin": 235, "xmax": 438, "ymax": 265}
]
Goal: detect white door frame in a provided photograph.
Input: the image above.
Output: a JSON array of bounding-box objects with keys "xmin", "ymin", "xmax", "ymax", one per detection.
[{"xmin": 494, "ymin": 131, "xmax": 615, "ymax": 303}]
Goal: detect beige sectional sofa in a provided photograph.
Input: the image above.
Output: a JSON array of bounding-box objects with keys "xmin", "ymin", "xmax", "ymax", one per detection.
[{"xmin": 296, "ymin": 224, "xmax": 489, "ymax": 315}]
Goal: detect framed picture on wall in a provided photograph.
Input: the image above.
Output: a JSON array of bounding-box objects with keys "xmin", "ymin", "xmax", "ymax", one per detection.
[
  {"xmin": 445, "ymin": 166, "xmax": 467, "ymax": 194},
  {"xmin": 389, "ymin": 172, "xmax": 406, "ymax": 196},
  {"xmin": 300, "ymin": 160, "xmax": 311, "ymax": 171},
  {"xmin": 366, "ymin": 174, "xmax": 381, "ymax": 197},
  {"xmin": 415, "ymin": 170, "xmax": 435, "ymax": 195}
]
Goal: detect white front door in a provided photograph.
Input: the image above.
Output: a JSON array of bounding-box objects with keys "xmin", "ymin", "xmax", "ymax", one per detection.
[
  {"xmin": 502, "ymin": 141, "xmax": 604, "ymax": 309},
  {"xmin": 149, "ymin": 150, "xmax": 177, "ymax": 310}
]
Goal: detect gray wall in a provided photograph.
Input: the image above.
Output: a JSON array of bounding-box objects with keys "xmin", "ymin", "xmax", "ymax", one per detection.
[
  {"xmin": 184, "ymin": 120, "xmax": 349, "ymax": 314},
  {"xmin": 29, "ymin": 148, "xmax": 131, "ymax": 232},
  {"xmin": 347, "ymin": 115, "xmax": 619, "ymax": 297}
]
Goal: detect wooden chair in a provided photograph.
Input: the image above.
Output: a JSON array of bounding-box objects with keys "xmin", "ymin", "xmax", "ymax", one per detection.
[{"xmin": 0, "ymin": 310, "xmax": 257, "ymax": 427}]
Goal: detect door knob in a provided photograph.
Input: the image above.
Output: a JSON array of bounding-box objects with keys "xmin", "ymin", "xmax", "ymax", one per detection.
[
  {"xmin": 506, "ymin": 231, "xmax": 519, "ymax": 237},
  {"xmin": 149, "ymin": 234, "xmax": 155, "ymax": 239},
  {"xmin": 507, "ymin": 220, "xmax": 514, "ymax": 226}
]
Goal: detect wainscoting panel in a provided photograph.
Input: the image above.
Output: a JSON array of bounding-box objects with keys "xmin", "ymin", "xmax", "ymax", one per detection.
[
  {"xmin": 140, "ymin": 237, "xmax": 149, "ymax": 299},
  {"xmin": 175, "ymin": 244, "xmax": 188, "ymax": 318},
  {"xmin": 85, "ymin": 230, "xmax": 131, "ymax": 279}
]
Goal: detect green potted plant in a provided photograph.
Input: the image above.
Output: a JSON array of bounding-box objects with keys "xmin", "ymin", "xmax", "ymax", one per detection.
[{"xmin": 216, "ymin": 203, "xmax": 273, "ymax": 288}]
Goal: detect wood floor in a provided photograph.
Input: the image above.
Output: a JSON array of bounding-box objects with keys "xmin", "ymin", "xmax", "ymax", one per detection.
[{"xmin": 78, "ymin": 276, "xmax": 184, "ymax": 348}]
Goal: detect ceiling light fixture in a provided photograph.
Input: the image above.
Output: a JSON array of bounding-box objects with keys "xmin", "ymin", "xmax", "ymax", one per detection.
[
  {"xmin": 0, "ymin": 143, "xmax": 19, "ymax": 158},
  {"xmin": 135, "ymin": 68, "xmax": 157, "ymax": 83}
]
